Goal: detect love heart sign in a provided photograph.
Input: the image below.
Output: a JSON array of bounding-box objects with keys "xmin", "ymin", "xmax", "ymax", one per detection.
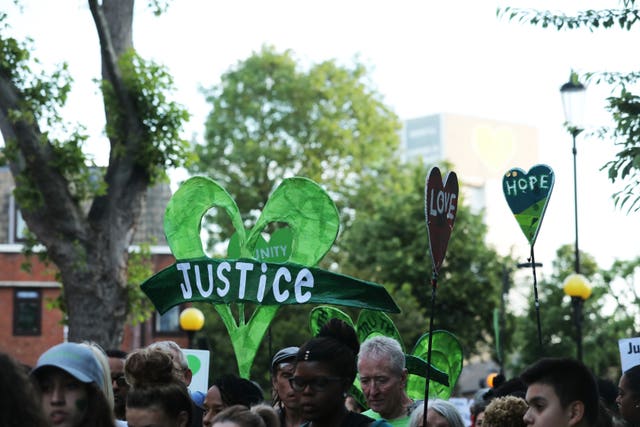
[
  {"xmin": 425, "ymin": 167, "xmax": 459, "ymax": 273},
  {"xmin": 502, "ymin": 164, "xmax": 555, "ymax": 246}
]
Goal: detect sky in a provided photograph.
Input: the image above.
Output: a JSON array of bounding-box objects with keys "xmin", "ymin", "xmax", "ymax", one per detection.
[{"xmin": 4, "ymin": 1, "xmax": 640, "ymax": 284}]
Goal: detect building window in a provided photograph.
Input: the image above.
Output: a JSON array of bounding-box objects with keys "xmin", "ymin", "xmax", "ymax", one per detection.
[
  {"xmin": 154, "ymin": 305, "xmax": 181, "ymax": 335},
  {"xmin": 9, "ymin": 194, "xmax": 28, "ymax": 243},
  {"xmin": 14, "ymin": 289, "xmax": 41, "ymax": 336}
]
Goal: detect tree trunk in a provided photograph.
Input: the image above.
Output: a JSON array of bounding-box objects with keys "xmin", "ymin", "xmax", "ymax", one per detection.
[
  {"xmin": 0, "ymin": 0, "xmax": 152, "ymax": 349},
  {"xmin": 60, "ymin": 238, "xmax": 129, "ymax": 348}
]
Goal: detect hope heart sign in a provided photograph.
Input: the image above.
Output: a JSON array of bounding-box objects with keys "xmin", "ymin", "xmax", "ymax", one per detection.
[
  {"xmin": 502, "ymin": 164, "xmax": 555, "ymax": 246},
  {"xmin": 425, "ymin": 167, "xmax": 459, "ymax": 273}
]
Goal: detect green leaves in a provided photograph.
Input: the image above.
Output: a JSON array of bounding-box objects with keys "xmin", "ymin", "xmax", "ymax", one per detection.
[
  {"xmin": 497, "ymin": 6, "xmax": 640, "ymax": 32},
  {"xmin": 603, "ymin": 89, "xmax": 640, "ymax": 212},
  {"xmin": 102, "ymin": 49, "xmax": 191, "ymax": 184},
  {"xmin": 191, "ymin": 45, "xmax": 401, "ymax": 244}
]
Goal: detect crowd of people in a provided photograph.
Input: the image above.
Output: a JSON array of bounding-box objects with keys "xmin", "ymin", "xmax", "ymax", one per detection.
[{"xmin": 1, "ymin": 318, "xmax": 639, "ymax": 427}]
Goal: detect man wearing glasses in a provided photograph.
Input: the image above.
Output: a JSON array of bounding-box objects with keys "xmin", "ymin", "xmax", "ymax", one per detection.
[{"xmin": 358, "ymin": 336, "xmax": 417, "ymax": 426}]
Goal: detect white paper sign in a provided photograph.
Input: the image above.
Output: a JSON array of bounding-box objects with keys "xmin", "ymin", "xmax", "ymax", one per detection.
[
  {"xmin": 618, "ymin": 337, "xmax": 640, "ymax": 372},
  {"xmin": 183, "ymin": 349, "xmax": 210, "ymax": 394}
]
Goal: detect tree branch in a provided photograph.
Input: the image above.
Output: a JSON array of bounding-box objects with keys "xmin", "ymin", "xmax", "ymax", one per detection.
[
  {"xmin": 87, "ymin": 0, "xmax": 150, "ymax": 228},
  {"xmin": 0, "ymin": 73, "xmax": 86, "ymax": 243}
]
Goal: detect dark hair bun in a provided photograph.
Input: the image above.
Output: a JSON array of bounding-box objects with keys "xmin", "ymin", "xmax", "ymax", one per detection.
[
  {"xmin": 318, "ymin": 318, "xmax": 359, "ymax": 356},
  {"xmin": 124, "ymin": 348, "xmax": 175, "ymax": 388}
]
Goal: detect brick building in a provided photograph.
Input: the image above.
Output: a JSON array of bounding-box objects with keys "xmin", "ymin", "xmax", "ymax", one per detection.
[{"xmin": 0, "ymin": 167, "xmax": 189, "ymax": 366}]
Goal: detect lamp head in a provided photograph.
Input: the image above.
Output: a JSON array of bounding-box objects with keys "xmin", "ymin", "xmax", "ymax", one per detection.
[
  {"xmin": 563, "ymin": 273, "xmax": 592, "ymax": 300},
  {"xmin": 179, "ymin": 307, "xmax": 205, "ymax": 332},
  {"xmin": 560, "ymin": 71, "xmax": 586, "ymax": 136}
]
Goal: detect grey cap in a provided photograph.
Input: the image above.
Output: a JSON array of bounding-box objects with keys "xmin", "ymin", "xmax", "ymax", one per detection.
[
  {"xmin": 31, "ymin": 342, "xmax": 104, "ymax": 386},
  {"xmin": 271, "ymin": 346, "xmax": 299, "ymax": 371}
]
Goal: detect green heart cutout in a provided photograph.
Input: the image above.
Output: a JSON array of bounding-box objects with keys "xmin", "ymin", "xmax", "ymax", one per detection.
[
  {"xmin": 308, "ymin": 306, "xmax": 452, "ymax": 410},
  {"xmin": 406, "ymin": 330, "xmax": 463, "ymax": 400},
  {"xmin": 186, "ymin": 354, "xmax": 201, "ymax": 376},
  {"xmin": 144, "ymin": 176, "xmax": 398, "ymax": 378},
  {"xmin": 502, "ymin": 164, "xmax": 555, "ymax": 246},
  {"xmin": 162, "ymin": 177, "xmax": 339, "ymax": 378}
]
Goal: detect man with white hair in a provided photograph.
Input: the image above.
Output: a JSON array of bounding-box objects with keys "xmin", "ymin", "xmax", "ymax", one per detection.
[{"xmin": 358, "ymin": 336, "xmax": 417, "ymax": 426}]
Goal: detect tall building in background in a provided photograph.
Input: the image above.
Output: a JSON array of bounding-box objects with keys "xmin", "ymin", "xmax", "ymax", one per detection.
[{"xmin": 400, "ymin": 113, "xmax": 539, "ymax": 259}]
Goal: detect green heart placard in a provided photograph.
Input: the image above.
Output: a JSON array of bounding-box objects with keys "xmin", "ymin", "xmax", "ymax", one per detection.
[
  {"xmin": 141, "ymin": 176, "xmax": 399, "ymax": 378},
  {"xmin": 406, "ymin": 330, "xmax": 463, "ymax": 400},
  {"xmin": 308, "ymin": 306, "xmax": 453, "ymax": 410},
  {"xmin": 503, "ymin": 164, "xmax": 555, "ymax": 246}
]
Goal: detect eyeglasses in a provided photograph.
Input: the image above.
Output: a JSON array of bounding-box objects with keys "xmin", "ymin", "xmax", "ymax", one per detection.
[
  {"xmin": 289, "ymin": 376, "xmax": 343, "ymax": 392},
  {"xmin": 111, "ymin": 374, "xmax": 128, "ymax": 388}
]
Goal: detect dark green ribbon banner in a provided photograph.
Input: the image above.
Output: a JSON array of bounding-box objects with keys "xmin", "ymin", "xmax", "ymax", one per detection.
[{"xmin": 142, "ymin": 257, "xmax": 400, "ymax": 315}]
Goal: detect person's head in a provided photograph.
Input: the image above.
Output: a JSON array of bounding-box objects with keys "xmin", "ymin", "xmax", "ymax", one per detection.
[
  {"xmin": 616, "ymin": 364, "xmax": 640, "ymax": 424},
  {"xmin": 106, "ymin": 349, "xmax": 128, "ymax": 420},
  {"xmin": 81, "ymin": 341, "xmax": 115, "ymax": 410},
  {"xmin": 520, "ymin": 357, "xmax": 599, "ymax": 427},
  {"xmin": 271, "ymin": 346, "xmax": 299, "ymax": 411},
  {"xmin": 357, "ymin": 335, "xmax": 408, "ymax": 419},
  {"xmin": 471, "ymin": 400, "xmax": 488, "ymax": 427},
  {"xmin": 125, "ymin": 347, "xmax": 192, "ymax": 427},
  {"xmin": 147, "ymin": 340, "xmax": 193, "ymax": 386},
  {"xmin": 202, "ymin": 374, "xmax": 264, "ymax": 427},
  {"xmin": 209, "ymin": 404, "xmax": 279, "ymax": 427},
  {"xmin": 409, "ymin": 400, "xmax": 465, "ymax": 427},
  {"xmin": 484, "ymin": 376, "xmax": 527, "ymax": 400},
  {"xmin": 0, "ymin": 352, "xmax": 49, "ymax": 427},
  {"xmin": 292, "ymin": 318, "xmax": 359, "ymax": 422},
  {"xmin": 31, "ymin": 342, "xmax": 115, "ymax": 427},
  {"xmin": 482, "ymin": 395, "xmax": 528, "ymax": 427}
]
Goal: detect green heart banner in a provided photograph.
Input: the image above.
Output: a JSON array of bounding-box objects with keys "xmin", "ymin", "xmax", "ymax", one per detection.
[
  {"xmin": 141, "ymin": 176, "xmax": 400, "ymax": 378},
  {"xmin": 406, "ymin": 330, "xmax": 463, "ymax": 400},
  {"xmin": 308, "ymin": 306, "xmax": 452, "ymax": 410},
  {"xmin": 502, "ymin": 164, "xmax": 555, "ymax": 246}
]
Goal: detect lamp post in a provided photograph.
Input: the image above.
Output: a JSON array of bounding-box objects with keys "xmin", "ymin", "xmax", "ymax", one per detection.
[
  {"xmin": 179, "ymin": 307, "xmax": 205, "ymax": 349},
  {"xmin": 562, "ymin": 273, "xmax": 592, "ymax": 361},
  {"xmin": 560, "ymin": 73, "xmax": 586, "ymax": 274}
]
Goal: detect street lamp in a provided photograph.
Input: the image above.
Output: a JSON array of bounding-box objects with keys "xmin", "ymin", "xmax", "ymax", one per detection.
[
  {"xmin": 179, "ymin": 307, "xmax": 205, "ymax": 349},
  {"xmin": 562, "ymin": 273, "xmax": 592, "ymax": 361},
  {"xmin": 560, "ymin": 73, "xmax": 586, "ymax": 274}
]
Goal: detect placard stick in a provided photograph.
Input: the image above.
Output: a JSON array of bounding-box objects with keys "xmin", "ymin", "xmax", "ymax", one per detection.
[{"xmin": 422, "ymin": 270, "xmax": 438, "ymax": 427}]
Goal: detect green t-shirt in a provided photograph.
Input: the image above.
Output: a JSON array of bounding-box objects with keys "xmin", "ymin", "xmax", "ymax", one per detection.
[{"xmin": 362, "ymin": 409, "xmax": 410, "ymax": 427}]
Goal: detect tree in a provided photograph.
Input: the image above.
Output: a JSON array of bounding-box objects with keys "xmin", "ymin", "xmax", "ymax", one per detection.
[
  {"xmin": 601, "ymin": 256, "xmax": 640, "ymax": 331},
  {"xmin": 189, "ymin": 45, "xmax": 401, "ymax": 243},
  {"xmin": 509, "ymin": 245, "xmax": 635, "ymax": 376},
  {"xmin": 190, "ymin": 44, "xmax": 514, "ymax": 367},
  {"xmin": 0, "ymin": 1, "xmax": 190, "ymax": 347},
  {"xmin": 337, "ymin": 159, "xmax": 514, "ymax": 358},
  {"xmin": 497, "ymin": 2, "xmax": 640, "ymax": 212}
]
